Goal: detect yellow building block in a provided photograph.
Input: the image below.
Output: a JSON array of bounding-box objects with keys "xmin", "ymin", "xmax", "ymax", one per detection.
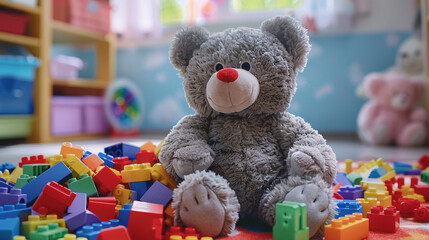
[
  {"xmin": 404, "ymin": 193, "xmax": 425, "ymax": 203},
  {"xmin": 401, "ymin": 185, "xmax": 415, "ymax": 196},
  {"xmin": 170, "ymin": 236, "xmax": 211, "ymax": 240},
  {"xmin": 380, "ymin": 170, "xmax": 396, "ymax": 181},
  {"xmin": 378, "ymin": 195, "xmax": 392, "ymax": 208},
  {"xmin": 47, "ymin": 154, "xmax": 70, "ymax": 167},
  {"xmin": 60, "ymin": 142, "xmax": 85, "ymax": 159},
  {"xmin": 375, "ymin": 158, "xmax": 384, "ymax": 167},
  {"xmin": 113, "ymin": 184, "xmax": 132, "ymax": 205},
  {"xmin": 7, "ymin": 167, "xmax": 22, "ymax": 184},
  {"xmin": 357, "ymin": 198, "xmax": 379, "ymax": 218},
  {"xmin": 360, "ymin": 181, "xmax": 385, "ymax": 191},
  {"xmin": 324, "ymin": 213, "xmax": 369, "ymax": 240},
  {"xmin": 0, "ymin": 169, "xmax": 10, "ymax": 182},
  {"xmin": 345, "ymin": 159, "xmax": 352, "ymax": 174},
  {"xmin": 165, "ymin": 203, "xmax": 174, "ymax": 227},
  {"xmin": 121, "ymin": 163, "xmax": 151, "ymax": 183},
  {"xmin": 58, "ymin": 234, "xmax": 88, "ymax": 240},
  {"xmin": 13, "ymin": 236, "xmax": 26, "ymax": 240},
  {"xmin": 21, "ymin": 215, "xmax": 66, "ymax": 238},
  {"xmin": 151, "ymin": 163, "xmax": 177, "ymax": 190},
  {"xmin": 381, "ymin": 162, "xmax": 394, "ymax": 172},
  {"xmin": 66, "ymin": 154, "xmax": 93, "ymax": 178},
  {"xmin": 140, "ymin": 141, "xmax": 157, "ymax": 151},
  {"xmin": 154, "ymin": 138, "xmax": 165, "ymax": 158}
]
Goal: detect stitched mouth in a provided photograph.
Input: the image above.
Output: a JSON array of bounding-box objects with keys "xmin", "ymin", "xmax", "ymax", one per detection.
[{"xmin": 208, "ymin": 87, "xmax": 255, "ymax": 110}]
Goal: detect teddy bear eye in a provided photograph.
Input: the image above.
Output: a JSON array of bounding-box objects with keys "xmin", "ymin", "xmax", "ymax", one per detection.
[
  {"xmin": 215, "ymin": 63, "xmax": 224, "ymax": 72},
  {"xmin": 241, "ymin": 62, "xmax": 251, "ymax": 71}
]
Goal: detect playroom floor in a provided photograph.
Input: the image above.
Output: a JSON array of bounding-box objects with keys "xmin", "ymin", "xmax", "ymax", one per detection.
[{"xmin": 0, "ymin": 133, "xmax": 428, "ymax": 164}]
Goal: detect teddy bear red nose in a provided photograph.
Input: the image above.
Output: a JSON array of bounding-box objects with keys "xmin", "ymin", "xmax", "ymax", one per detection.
[{"xmin": 217, "ymin": 68, "xmax": 238, "ymax": 83}]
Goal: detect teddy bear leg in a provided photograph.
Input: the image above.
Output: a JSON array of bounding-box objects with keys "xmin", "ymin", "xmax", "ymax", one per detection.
[
  {"xmin": 172, "ymin": 170, "xmax": 240, "ymax": 237},
  {"xmin": 258, "ymin": 176, "xmax": 334, "ymax": 239},
  {"xmin": 370, "ymin": 117, "xmax": 394, "ymax": 145},
  {"xmin": 397, "ymin": 122, "xmax": 427, "ymax": 146}
]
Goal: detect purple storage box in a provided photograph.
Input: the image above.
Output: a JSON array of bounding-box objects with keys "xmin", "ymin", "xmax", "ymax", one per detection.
[
  {"xmin": 51, "ymin": 96, "xmax": 84, "ymax": 136},
  {"xmin": 82, "ymin": 96, "xmax": 110, "ymax": 133}
]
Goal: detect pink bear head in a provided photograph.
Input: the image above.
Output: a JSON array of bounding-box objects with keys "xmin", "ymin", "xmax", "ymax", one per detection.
[{"xmin": 364, "ymin": 73, "xmax": 424, "ymax": 112}]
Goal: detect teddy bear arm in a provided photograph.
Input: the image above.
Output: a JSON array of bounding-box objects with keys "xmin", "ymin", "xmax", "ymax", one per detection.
[
  {"xmin": 158, "ymin": 114, "xmax": 215, "ymax": 180},
  {"xmin": 410, "ymin": 107, "xmax": 427, "ymax": 122}
]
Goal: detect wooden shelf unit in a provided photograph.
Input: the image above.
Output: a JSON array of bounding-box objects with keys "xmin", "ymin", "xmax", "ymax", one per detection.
[{"xmin": 0, "ymin": 0, "xmax": 115, "ymax": 142}]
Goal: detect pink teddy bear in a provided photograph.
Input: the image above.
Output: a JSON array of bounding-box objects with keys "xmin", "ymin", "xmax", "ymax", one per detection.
[{"xmin": 358, "ymin": 73, "xmax": 427, "ymax": 146}]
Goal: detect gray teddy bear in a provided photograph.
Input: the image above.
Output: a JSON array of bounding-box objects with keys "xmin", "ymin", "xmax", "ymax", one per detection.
[{"xmin": 159, "ymin": 16, "xmax": 337, "ymax": 239}]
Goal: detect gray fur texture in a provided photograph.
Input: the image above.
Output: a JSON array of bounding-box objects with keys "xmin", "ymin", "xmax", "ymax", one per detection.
[{"xmin": 159, "ymin": 16, "xmax": 337, "ymax": 239}]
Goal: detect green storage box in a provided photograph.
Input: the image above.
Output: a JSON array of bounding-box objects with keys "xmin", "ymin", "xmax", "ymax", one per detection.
[{"xmin": 0, "ymin": 115, "xmax": 33, "ymax": 139}]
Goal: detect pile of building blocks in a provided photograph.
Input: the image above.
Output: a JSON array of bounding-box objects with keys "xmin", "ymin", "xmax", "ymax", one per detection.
[{"xmin": 0, "ymin": 141, "xmax": 216, "ymax": 240}]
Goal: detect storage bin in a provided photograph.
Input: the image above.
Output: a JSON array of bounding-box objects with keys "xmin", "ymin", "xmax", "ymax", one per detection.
[
  {"xmin": 50, "ymin": 55, "xmax": 83, "ymax": 80},
  {"xmin": 53, "ymin": 0, "xmax": 110, "ymax": 34},
  {"xmin": 51, "ymin": 96, "xmax": 84, "ymax": 136},
  {"xmin": 82, "ymin": 96, "xmax": 110, "ymax": 133},
  {"xmin": 0, "ymin": 10, "xmax": 29, "ymax": 35},
  {"xmin": 8, "ymin": 0, "xmax": 38, "ymax": 7},
  {"xmin": 0, "ymin": 55, "xmax": 39, "ymax": 114},
  {"xmin": 0, "ymin": 115, "xmax": 33, "ymax": 139}
]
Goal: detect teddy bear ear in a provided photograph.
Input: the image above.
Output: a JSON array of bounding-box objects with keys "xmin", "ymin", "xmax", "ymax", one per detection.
[
  {"xmin": 364, "ymin": 73, "xmax": 385, "ymax": 97},
  {"xmin": 169, "ymin": 26, "xmax": 210, "ymax": 73},
  {"xmin": 261, "ymin": 16, "xmax": 311, "ymax": 72}
]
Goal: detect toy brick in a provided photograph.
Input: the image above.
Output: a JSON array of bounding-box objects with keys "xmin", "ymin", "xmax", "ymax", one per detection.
[
  {"xmin": 384, "ymin": 180, "xmax": 393, "ymax": 195},
  {"xmin": 136, "ymin": 150, "xmax": 157, "ymax": 166},
  {"xmin": 21, "ymin": 214, "xmax": 66, "ymax": 238},
  {"xmin": 414, "ymin": 185, "xmax": 429, "ymax": 202},
  {"xmin": 104, "ymin": 143, "xmax": 140, "ymax": 160},
  {"xmin": 418, "ymin": 154, "xmax": 429, "ymax": 170},
  {"xmin": 0, "ymin": 204, "xmax": 31, "ymax": 221},
  {"xmin": 345, "ymin": 159, "xmax": 352, "ymax": 174},
  {"xmin": 82, "ymin": 154, "xmax": 104, "ymax": 172},
  {"xmin": 97, "ymin": 153, "xmax": 115, "ymax": 169},
  {"xmin": 118, "ymin": 203, "xmax": 132, "ymax": 226},
  {"xmin": 273, "ymin": 201, "xmax": 309, "ymax": 240},
  {"xmin": 154, "ymin": 138, "xmax": 165, "ymax": 159},
  {"xmin": 8, "ymin": 167, "xmax": 24, "ymax": 184},
  {"xmin": 392, "ymin": 190, "xmax": 403, "ymax": 202},
  {"xmin": 397, "ymin": 176, "xmax": 405, "ymax": 189},
  {"xmin": 376, "ymin": 165, "xmax": 388, "ymax": 176},
  {"xmin": 92, "ymin": 167, "xmax": 121, "ymax": 195},
  {"xmin": 64, "ymin": 210, "xmax": 101, "ymax": 232},
  {"xmin": 129, "ymin": 181, "xmax": 152, "ymax": 199},
  {"xmin": 367, "ymin": 205, "xmax": 399, "ymax": 233},
  {"xmin": 0, "ymin": 170, "xmax": 10, "ymax": 183},
  {"xmin": 356, "ymin": 198, "xmax": 379, "ymax": 218},
  {"xmin": 346, "ymin": 172, "xmax": 362, "ymax": 185},
  {"xmin": 140, "ymin": 181, "xmax": 173, "ymax": 207},
  {"xmin": 324, "ymin": 213, "xmax": 368, "ymax": 240},
  {"xmin": 401, "ymin": 185, "xmax": 415, "ymax": 196},
  {"xmin": 380, "ymin": 170, "xmax": 396, "ymax": 181},
  {"xmin": 404, "ymin": 169, "xmax": 421, "ymax": 175},
  {"xmin": 395, "ymin": 198, "xmax": 420, "ymax": 218},
  {"xmin": 337, "ymin": 185, "xmax": 363, "ymax": 200},
  {"xmin": 47, "ymin": 154, "xmax": 70, "ymax": 167},
  {"xmin": 68, "ymin": 174, "xmax": 98, "ymax": 197},
  {"xmin": 97, "ymin": 226, "xmax": 131, "ymax": 240},
  {"xmin": 22, "ymin": 164, "xmax": 50, "ymax": 177},
  {"xmin": 30, "ymin": 223, "xmax": 68, "ymax": 240},
  {"xmin": 32, "ymin": 181, "xmax": 76, "ymax": 217},
  {"xmin": 127, "ymin": 201, "xmax": 164, "ymax": 240},
  {"xmin": 0, "ymin": 217, "xmax": 20, "ymax": 240},
  {"xmin": 61, "ymin": 142, "xmax": 85, "ymax": 159},
  {"xmin": 0, "ymin": 187, "xmax": 27, "ymax": 206},
  {"xmin": 113, "ymin": 184, "xmax": 132, "ymax": 205},
  {"xmin": 76, "ymin": 220, "xmax": 120, "ymax": 240},
  {"xmin": 334, "ymin": 172, "xmax": 352, "ymax": 186},
  {"xmin": 68, "ymin": 192, "xmax": 87, "ymax": 213},
  {"xmin": 410, "ymin": 177, "xmax": 418, "ymax": 188},
  {"xmin": 0, "ymin": 163, "xmax": 16, "ymax": 173},
  {"xmin": 58, "ymin": 233, "xmax": 89, "ymax": 240},
  {"xmin": 112, "ymin": 157, "xmax": 132, "ymax": 171},
  {"xmin": 164, "ymin": 203, "xmax": 174, "ymax": 226},
  {"xmin": 414, "ymin": 206, "xmax": 429, "ymax": 222},
  {"xmin": 0, "ymin": 178, "xmax": 14, "ymax": 191},
  {"xmin": 66, "ymin": 154, "xmax": 94, "ymax": 178},
  {"xmin": 334, "ymin": 200, "xmax": 362, "ymax": 219},
  {"xmin": 88, "ymin": 197, "xmax": 116, "ymax": 221},
  {"xmin": 404, "ymin": 193, "xmax": 425, "ymax": 203},
  {"xmin": 368, "ymin": 168, "xmax": 380, "ymax": 178},
  {"xmin": 19, "ymin": 155, "xmax": 47, "ymax": 168},
  {"xmin": 13, "ymin": 236, "xmax": 26, "ymax": 240},
  {"xmin": 121, "ymin": 163, "xmax": 151, "ymax": 183},
  {"xmin": 165, "ymin": 226, "xmax": 200, "ymax": 240},
  {"xmin": 14, "ymin": 174, "xmax": 36, "ymax": 189},
  {"xmin": 151, "ymin": 163, "xmax": 177, "ymax": 190}
]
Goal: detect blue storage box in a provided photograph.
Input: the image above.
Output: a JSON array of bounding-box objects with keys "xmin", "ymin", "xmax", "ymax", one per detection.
[{"xmin": 0, "ymin": 47, "xmax": 39, "ymax": 114}]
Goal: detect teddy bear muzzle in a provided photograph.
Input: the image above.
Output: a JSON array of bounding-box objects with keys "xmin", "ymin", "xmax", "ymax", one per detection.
[{"xmin": 206, "ymin": 68, "xmax": 260, "ymax": 114}]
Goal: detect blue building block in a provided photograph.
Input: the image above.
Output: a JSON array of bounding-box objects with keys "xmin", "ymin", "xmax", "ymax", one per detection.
[
  {"xmin": 64, "ymin": 210, "xmax": 101, "ymax": 232},
  {"xmin": 0, "ymin": 204, "xmax": 31, "ymax": 221},
  {"xmin": 21, "ymin": 161, "xmax": 72, "ymax": 204},
  {"xmin": 334, "ymin": 172, "xmax": 352, "ymax": 186},
  {"xmin": 82, "ymin": 151, "xmax": 92, "ymax": 160},
  {"xmin": 76, "ymin": 220, "xmax": 120, "ymax": 240},
  {"xmin": 104, "ymin": 143, "xmax": 140, "ymax": 160},
  {"xmin": 337, "ymin": 185, "xmax": 363, "ymax": 200},
  {"xmin": 334, "ymin": 199, "xmax": 362, "ymax": 219},
  {"xmin": 129, "ymin": 180, "xmax": 152, "ymax": 199},
  {"xmin": 0, "ymin": 178, "xmax": 14, "ymax": 191},
  {"xmin": 140, "ymin": 181, "xmax": 173, "ymax": 207},
  {"xmin": 0, "ymin": 163, "xmax": 16, "ymax": 173},
  {"xmin": 118, "ymin": 203, "xmax": 132, "ymax": 226},
  {"xmin": 404, "ymin": 169, "xmax": 421, "ymax": 175},
  {"xmin": 376, "ymin": 166, "xmax": 387, "ymax": 176},
  {"xmin": 97, "ymin": 152, "xmax": 114, "ymax": 168},
  {"xmin": 0, "ymin": 187, "xmax": 27, "ymax": 206},
  {"xmin": 368, "ymin": 169, "xmax": 381, "ymax": 178},
  {"xmin": 393, "ymin": 161, "xmax": 413, "ymax": 174},
  {"xmin": 0, "ymin": 217, "xmax": 20, "ymax": 240}
]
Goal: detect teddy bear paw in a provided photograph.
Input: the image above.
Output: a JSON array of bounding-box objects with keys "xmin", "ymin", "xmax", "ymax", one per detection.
[
  {"xmin": 284, "ymin": 184, "xmax": 329, "ymax": 237},
  {"xmin": 179, "ymin": 184, "xmax": 226, "ymax": 237}
]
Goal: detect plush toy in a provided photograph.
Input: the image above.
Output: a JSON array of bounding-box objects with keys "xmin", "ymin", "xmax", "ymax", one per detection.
[
  {"xmin": 158, "ymin": 16, "xmax": 337, "ymax": 239},
  {"xmin": 357, "ymin": 73, "xmax": 427, "ymax": 146}
]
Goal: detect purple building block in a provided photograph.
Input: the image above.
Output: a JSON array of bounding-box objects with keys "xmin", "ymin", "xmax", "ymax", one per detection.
[
  {"xmin": 337, "ymin": 185, "xmax": 364, "ymax": 200},
  {"xmin": 0, "ymin": 179, "xmax": 14, "ymax": 191},
  {"xmin": 335, "ymin": 172, "xmax": 352, "ymax": 186},
  {"xmin": 129, "ymin": 180, "xmax": 152, "ymax": 199},
  {"xmin": 64, "ymin": 210, "xmax": 101, "ymax": 232},
  {"xmin": 68, "ymin": 192, "xmax": 87, "ymax": 213},
  {"xmin": 140, "ymin": 181, "xmax": 173, "ymax": 207},
  {"xmin": 404, "ymin": 169, "xmax": 421, "ymax": 175},
  {"xmin": 0, "ymin": 187, "xmax": 27, "ymax": 206}
]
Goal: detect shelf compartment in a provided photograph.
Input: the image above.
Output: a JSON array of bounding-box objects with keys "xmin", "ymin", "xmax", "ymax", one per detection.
[
  {"xmin": 0, "ymin": 0, "xmax": 40, "ymax": 15},
  {"xmin": 0, "ymin": 31, "xmax": 39, "ymax": 47},
  {"xmin": 49, "ymin": 132, "xmax": 110, "ymax": 142},
  {"xmin": 52, "ymin": 20, "xmax": 113, "ymax": 43}
]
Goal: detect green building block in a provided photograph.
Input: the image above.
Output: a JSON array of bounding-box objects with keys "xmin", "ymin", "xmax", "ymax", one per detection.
[
  {"xmin": 14, "ymin": 174, "xmax": 36, "ymax": 189},
  {"xmin": 67, "ymin": 174, "xmax": 98, "ymax": 197},
  {"xmin": 22, "ymin": 164, "xmax": 50, "ymax": 177},
  {"xmin": 346, "ymin": 172, "xmax": 363, "ymax": 185},
  {"xmin": 273, "ymin": 201, "xmax": 309, "ymax": 240},
  {"xmin": 30, "ymin": 223, "xmax": 68, "ymax": 240},
  {"xmin": 421, "ymin": 171, "xmax": 429, "ymax": 184}
]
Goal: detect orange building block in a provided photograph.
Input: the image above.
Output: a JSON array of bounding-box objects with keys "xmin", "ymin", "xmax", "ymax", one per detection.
[
  {"xmin": 325, "ymin": 213, "xmax": 369, "ymax": 240},
  {"xmin": 82, "ymin": 154, "xmax": 104, "ymax": 172},
  {"xmin": 140, "ymin": 141, "xmax": 157, "ymax": 151},
  {"xmin": 164, "ymin": 203, "xmax": 174, "ymax": 226},
  {"xmin": 60, "ymin": 142, "xmax": 85, "ymax": 159}
]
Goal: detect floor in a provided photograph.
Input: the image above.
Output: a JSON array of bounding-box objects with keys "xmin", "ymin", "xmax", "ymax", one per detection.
[{"xmin": 0, "ymin": 133, "xmax": 428, "ymax": 164}]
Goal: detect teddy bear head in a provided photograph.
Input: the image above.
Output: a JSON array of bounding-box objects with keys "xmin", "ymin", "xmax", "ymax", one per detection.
[
  {"xmin": 396, "ymin": 36, "xmax": 423, "ymax": 75},
  {"xmin": 364, "ymin": 73, "xmax": 424, "ymax": 111},
  {"xmin": 169, "ymin": 16, "xmax": 311, "ymax": 117}
]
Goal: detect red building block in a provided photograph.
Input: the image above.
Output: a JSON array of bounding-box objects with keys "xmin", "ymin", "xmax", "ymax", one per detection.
[
  {"xmin": 32, "ymin": 181, "xmax": 76, "ymax": 217},
  {"xmin": 414, "ymin": 206, "xmax": 429, "ymax": 222},
  {"xmin": 394, "ymin": 198, "xmax": 420, "ymax": 218},
  {"xmin": 136, "ymin": 150, "xmax": 157, "ymax": 166},
  {"xmin": 165, "ymin": 226, "xmax": 200, "ymax": 240},
  {"xmin": 98, "ymin": 226, "xmax": 131, "ymax": 240},
  {"xmin": 19, "ymin": 155, "xmax": 46, "ymax": 168},
  {"xmin": 418, "ymin": 154, "xmax": 429, "ymax": 170},
  {"xmin": 397, "ymin": 177, "xmax": 405, "ymax": 190},
  {"xmin": 113, "ymin": 157, "xmax": 132, "ymax": 172},
  {"xmin": 93, "ymin": 166, "xmax": 121, "ymax": 195},
  {"xmin": 87, "ymin": 197, "xmax": 116, "ymax": 221},
  {"xmin": 410, "ymin": 177, "xmax": 418, "ymax": 188},
  {"xmin": 392, "ymin": 190, "xmax": 403, "ymax": 203},
  {"xmin": 414, "ymin": 185, "xmax": 429, "ymax": 202},
  {"xmin": 367, "ymin": 205, "xmax": 400, "ymax": 233},
  {"xmin": 384, "ymin": 180, "xmax": 393, "ymax": 195},
  {"xmin": 127, "ymin": 201, "xmax": 164, "ymax": 240}
]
